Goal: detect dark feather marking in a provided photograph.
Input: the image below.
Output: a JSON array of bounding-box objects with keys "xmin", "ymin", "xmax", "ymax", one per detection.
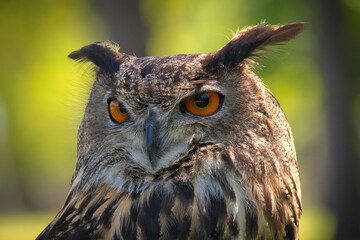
[
  {"xmin": 78, "ymin": 189, "xmax": 96, "ymax": 214},
  {"xmin": 174, "ymin": 180, "xmax": 194, "ymax": 206},
  {"xmin": 161, "ymin": 192, "xmax": 175, "ymax": 216},
  {"xmin": 156, "ymin": 181, "xmax": 193, "ymax": 239},
  {"xmin": 57, "ymin": 215, "xmax": 78, "ymax": 234},
  {"xmin": 49, "ymin": 204, "xmax": 76, "ymax": 233},
  {"xmin": 122, "ymin": 81, "xmax": 131, "ymax": 91},
  {"xmin": 227, "ymin": 214, "xmax": 240, "ymax": 237},
  {"xmin": 121, "ymin": 201, "xmax": 139, "ymax": 240},
  {"xmin": 68, "ymin": 41, "xmax": 124, "ymax": 75},
  {"xmin": 63, "ymin": 190, "xmax": 75, "ymax": 207},
  {"xmin": 245, "ymin": 201, "xmax": 258, "ymax": 238},
  {"xmin": 137, "ymin": 188, "xmax": 164, "ymax": 240},
  {"xmin": 285, "ymin": 223, "xmax": 295, "ymax": 240},
  {"xmin": 194, "ymin": 229, "xmax": 207, "ymax": 240},
  {"xmin": 166, "ymin": 215, "xmax": 192, "ymax": 240},
  {"xmin": 160, "ymin": 194, "xmax": 183, "ymax": 239},
  {"xmin": 197, "ymin": 195, "xmax": 227, "ymax": 239},
  {"xmin": 131, "ymin": 188, "xmax": 142, "ymax": 199},
  {"xmin": 99, "ymin": 193, "xmax": 123, "ymax": 229},
  {"xmin": 83, "ymin": 197, "xmax": 108, "ymax": 221},
  {"xmin": 60, "ymin": 220, "xmax": 100, "ymax": 240},
  {"xmin": 114, "ymin": 232, "xmax": 122, "ymax": 240},
  {"xmin": 38, "ymin": 209, "xmax": 100, "ymax": 240},
  {"xmin": 36, "ymin": 211, "xmax": 68, "ymax": 239},
  {"xmin": 211, "ymin": 168, "xmax": 236, "ymax": 201},
  {"xmin": 221, "ymin": 152, "xmax": 235, "ymax": 168},
  {"xmin": 141, "ymin": 63, "xmax": 155, "ymax": 78},
  {"xmin": 258, "ymin": 102, "xmax": 270, "ymax": 118}
]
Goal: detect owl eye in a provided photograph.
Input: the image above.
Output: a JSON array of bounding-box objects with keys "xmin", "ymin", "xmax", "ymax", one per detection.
[
  {"xmin": 108, "ymin": 98, "xmax": 130, "ymax": 123},
  {"xmin": 183, "ymin": 91, "xmax": 222, "ymax": 116}
]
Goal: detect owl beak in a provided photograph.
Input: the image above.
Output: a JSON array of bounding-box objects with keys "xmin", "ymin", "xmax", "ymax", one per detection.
[{"xmin": 145, "ymin": 110, "xmax": 158, "ymax": 167}]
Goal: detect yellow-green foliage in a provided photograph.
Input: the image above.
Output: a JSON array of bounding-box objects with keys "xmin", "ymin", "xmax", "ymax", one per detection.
[
  {"xmin": 0, "ymin": 212, "xmax": 55, "ymax": 240},
  {"xmin": 0, "ymin": 0, "xmax": 107, "ymax": 207}
]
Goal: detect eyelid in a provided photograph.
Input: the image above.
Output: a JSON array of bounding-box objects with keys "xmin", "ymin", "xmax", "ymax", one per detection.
[
  {"xmin": 104, "ymin": 90, "xmax": 116, "ymax": 103},
  {"xmin": 106, "ymin": 96, "xmax": 129, "ymax": 109},
  {"xmin": 196, "ymin": 84, "xmax": 223, "ymax": 95}
]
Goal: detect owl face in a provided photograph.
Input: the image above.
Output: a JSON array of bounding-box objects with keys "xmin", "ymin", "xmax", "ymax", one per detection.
[{"xmin": 78, "ymin": 52, "xmax": 233, "ymax": 173}]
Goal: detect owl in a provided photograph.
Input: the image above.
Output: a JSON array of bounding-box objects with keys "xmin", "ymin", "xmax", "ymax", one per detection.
[{"xmin": 37, "ymin": 23, "xmax": 305, "ymax": 240}]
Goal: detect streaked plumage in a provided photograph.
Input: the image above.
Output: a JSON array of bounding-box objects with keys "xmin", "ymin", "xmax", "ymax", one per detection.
[{"xmin": 37, "ymin": 23, "xmax": 305, "ymax": 240}]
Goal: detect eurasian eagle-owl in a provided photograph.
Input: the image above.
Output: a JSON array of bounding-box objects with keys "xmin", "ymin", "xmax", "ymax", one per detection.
[{"xmin": 37, "ymin": 23, "xmax": 305, "ymax": 240}]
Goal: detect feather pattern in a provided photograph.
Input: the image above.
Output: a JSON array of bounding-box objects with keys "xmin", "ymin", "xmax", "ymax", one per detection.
[{"xmin": 38, "ymin": 141, "xmax": 301, "ymax": 239}]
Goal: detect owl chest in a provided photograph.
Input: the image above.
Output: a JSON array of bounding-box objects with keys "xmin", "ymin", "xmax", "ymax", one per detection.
[{"xmin": 104, "ymin": 175, "xmax": 257, "ymax": 240}]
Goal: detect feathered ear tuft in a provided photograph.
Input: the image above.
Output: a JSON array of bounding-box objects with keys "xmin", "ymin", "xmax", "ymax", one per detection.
[
  {"xmin": 68, "ymin": 41, "xmax": 126, "ymax": 75},
  {"xmin": 203, "ymin": 22, "xmax": 306, "ymax": 71}
]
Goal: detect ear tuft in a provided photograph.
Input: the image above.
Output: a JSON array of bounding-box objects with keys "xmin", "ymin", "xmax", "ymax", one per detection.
[
  {"xmin": 68, "ymin": 41, "xmax": 126, "ymax": 75},
  {"xmin": 203, "ymin": 22, "xmax": 306, "ymax": 71}
]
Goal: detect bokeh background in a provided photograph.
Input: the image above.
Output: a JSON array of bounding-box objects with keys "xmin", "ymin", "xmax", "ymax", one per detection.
[{"xmin": 0, "ymin": 0, "xmax": 359, "ymax": 239}]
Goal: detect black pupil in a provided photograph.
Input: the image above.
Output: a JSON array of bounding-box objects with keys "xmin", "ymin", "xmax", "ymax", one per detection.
[
  {"xmin": 195, "ymin": 93, "xmax": 210, "ymax": 108},
  {"xmin": 118, "ymin": 103, "xmax": 128, "ymax": 114}
]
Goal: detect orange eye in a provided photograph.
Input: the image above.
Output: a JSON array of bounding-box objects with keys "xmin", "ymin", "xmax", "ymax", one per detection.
[
  {"xmin": 183, "ymin": 91, "xmax": 222, "ymax": 116},
  {"xmin": 108, "ymin": 98, "xmax": 129, "ymax": 123}
]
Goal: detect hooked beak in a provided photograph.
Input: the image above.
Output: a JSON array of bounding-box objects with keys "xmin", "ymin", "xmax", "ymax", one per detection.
[{"xmin": 145, "ymin": 110, "xmax": 159, "ymax": 167}]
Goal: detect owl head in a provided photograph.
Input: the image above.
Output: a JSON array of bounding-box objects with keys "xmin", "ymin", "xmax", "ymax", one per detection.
[{"xmin": 68, "ymin": 23, "xmax": 305, "ymax": 192}]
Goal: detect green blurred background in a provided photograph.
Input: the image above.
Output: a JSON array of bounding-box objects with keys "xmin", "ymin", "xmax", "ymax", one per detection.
[{"xmin": 0, "ymin": 0, "xmax": 359, "ymax": 239}]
